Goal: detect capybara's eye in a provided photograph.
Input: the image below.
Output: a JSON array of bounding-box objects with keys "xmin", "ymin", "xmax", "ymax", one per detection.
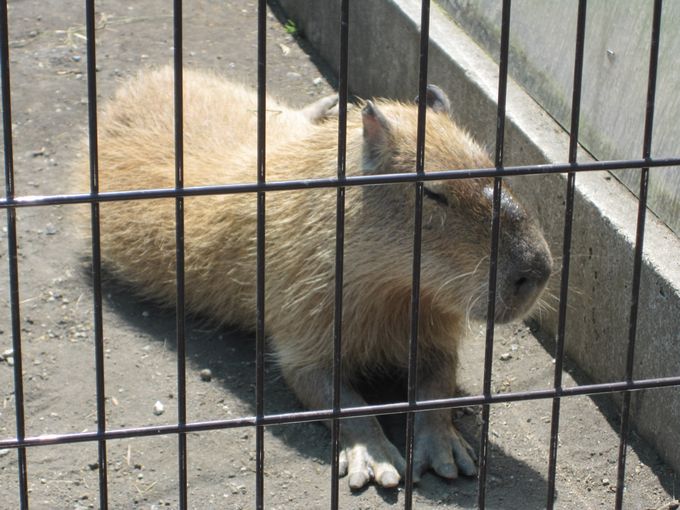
[{"xmin": 423, "ymin": 187, "xmax": 449, "ymax": 207}]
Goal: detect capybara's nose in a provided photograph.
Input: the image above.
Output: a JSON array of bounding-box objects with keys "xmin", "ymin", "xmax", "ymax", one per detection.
[{"xmin": 511, "ymin": 251, "xmax": 552, "ymax": 299}]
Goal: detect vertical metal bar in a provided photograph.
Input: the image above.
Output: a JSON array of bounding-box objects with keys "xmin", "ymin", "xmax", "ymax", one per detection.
[
  {"xmin": 614, "ymin": 1, "xmax": 662, "ymax": 507},
  {"xmin": 0, "ymin": 0, "xmax": 29, "ymax": 507},
  {"xmin": 477, "ymin": 1, "xmax": 511, "ymax": 507},
  {"xmin": 84, "ymin": 1, "xmax": 108, "ymax": 508},
  {"xmin": 545, "ymin": 2, "xmax": 586, "ymax": 508},
  {"xmin": 330, "ymin": 0, "xmax": 349, "ymax": 508},
  {"xmin": 256, "ymin": 1, "xmax": 267, "ymax": 508},
  {"xmin": 404, "ymin": 1, "xmax": 430, "ymax": 508},
  {"xmin": 172, "ymin": 0, "xmax": 188, "ymax": 508}
]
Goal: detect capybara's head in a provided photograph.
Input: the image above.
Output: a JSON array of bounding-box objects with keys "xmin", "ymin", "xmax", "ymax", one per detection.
[{"xmin": 358, "ymin": 85, "xmax": 552, "ymax": 324}]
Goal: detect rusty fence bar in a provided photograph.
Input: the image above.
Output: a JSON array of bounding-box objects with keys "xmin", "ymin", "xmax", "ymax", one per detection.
[
  {"xmin": 403, "ymin": 0, "xmax": 431, "ymax": 507},
  {"xmin": 255, "ymin": 0, "xmax": 267, "ymax": 508},
  {"xmin": 330, "ymin": 0, "xmax": 350, "ymax": 508},
  {"xmin": 477, "ymin": 0, "xmax": 511, "ymax": 507},
  {"xmin": 546, "ymin": 0, "xmax": 587, "ymax": 507},
  {"xmin": 1, "ymin": 0, "xmax": 29, "ymax": 507},
  {"xmin": 1, "ymin": 157, "xmax": 680, "ymax": 211},
  {"xmin": 2, "ymin": 374, "xmax": 680, "ymax": 448},
  {"xmin": 171, "ymin": 0, "xmax": 189, "ymax": 508},
  {"xmin": 615, "ymin": 0, "xmax": 663, "ymax": 508},
  {"xmin": 84, "ymin": 0, "xmax": 109, "ymax": 508}
]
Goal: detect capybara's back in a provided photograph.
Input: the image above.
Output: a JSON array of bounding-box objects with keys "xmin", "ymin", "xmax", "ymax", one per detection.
[
  {"xmin": 93, "ymin": 67, "xmax": 317, "ymax": 190},
  {"xmin": 81, "ymin": 68, "xmax": 323, "ymax": 322}
]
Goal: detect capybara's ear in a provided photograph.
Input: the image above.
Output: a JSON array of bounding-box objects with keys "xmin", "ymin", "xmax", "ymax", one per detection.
[
  {"xmin": 415, "ymin": 84, "xmax": 451, "ymax": 115},
  {"xmin": 361, "ymin": 100, "xmax": 391, "ymax": 150}
]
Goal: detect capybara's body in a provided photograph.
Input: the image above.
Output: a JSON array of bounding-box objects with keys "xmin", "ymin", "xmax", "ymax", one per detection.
[{"xmin": 80, "ymin": 67, "xmax": 552, "ymax": 488}]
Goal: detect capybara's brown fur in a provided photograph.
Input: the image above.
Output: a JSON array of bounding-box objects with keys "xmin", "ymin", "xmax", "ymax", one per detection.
[{"xmin": 76, "ymin": 67, "xmax": 551, "ymax": 488}]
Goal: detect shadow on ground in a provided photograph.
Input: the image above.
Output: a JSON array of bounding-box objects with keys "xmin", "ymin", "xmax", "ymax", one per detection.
[
  {"xmin": 100, "ymin": 278, "xmax": 553, "ymax": 508},
  {"xmin": 529, "ymin": 318, "xmax": 680, "ymax": 500}
]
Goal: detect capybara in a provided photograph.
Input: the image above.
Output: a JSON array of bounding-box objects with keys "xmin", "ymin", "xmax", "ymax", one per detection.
[{"xmin": 77, "ymin": 67, "xmax": 552, "ymax": 489}]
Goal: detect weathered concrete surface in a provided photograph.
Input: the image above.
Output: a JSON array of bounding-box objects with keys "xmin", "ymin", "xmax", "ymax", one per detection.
[
  {"xmin": 439, "ymin": 0, "xmax": 680, "ymax": 238},
  {"xmin": 275, "ymin": 0, "xmax": 680, "ymax": 474}
]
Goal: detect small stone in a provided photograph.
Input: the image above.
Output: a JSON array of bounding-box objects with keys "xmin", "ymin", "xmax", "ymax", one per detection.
[
  {"xmin": 312, "ymin": 77, "xmax": 323, "ymax": 86},
  {"xmin": 602, "ymin": 478, "xmax": 610, "ymax": 486},
  {"xmin": 200, "ymin": 368, "xmax": 212, "ymax": 382},
  {"xmin": 142, "ymin": 311, "xmax": 150, "ymax": 318},
  {"xmin": 499, "ymin": 352, "xmax": 512, "ymax": 361},
  {"xmin": 6, "ymin": 356, "xmax": 14, "ymax": 366},
  {"xmin": 45, "ymin": 224, "xmax": 57, "ymax": 235},
  {"xmin": 153, "ymin": 401, "xmax": 165, "ymax": 416},
  {"xmin": 2, "ymin": 348, "xmax": 13, "ymax": 357},
  {"xmin": 72, "ymin": 55, "xmax": 81, "ymax": 62},
  {"xmin": 0, "ymin": 449, "xmax": 10, "ymax": 457},
  {"xmin": 88, "ymin": 462, "xmax": 99, "ymax": 470}
]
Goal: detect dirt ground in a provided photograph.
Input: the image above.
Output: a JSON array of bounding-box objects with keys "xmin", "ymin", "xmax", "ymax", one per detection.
[{"xmin": 0, "ymin": 0, "xmax": 678, "ymax": 508}]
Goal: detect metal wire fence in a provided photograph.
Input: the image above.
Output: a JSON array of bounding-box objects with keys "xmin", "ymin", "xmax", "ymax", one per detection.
[{"xmin": 1, "ymin": 0, "xmax": 679, "ymax": 509}]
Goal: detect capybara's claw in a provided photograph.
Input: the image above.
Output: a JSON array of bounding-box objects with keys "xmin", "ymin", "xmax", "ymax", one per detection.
[
  {"xmin": 342, "ymin": 444, "xmax": 404, "ymax": 490},
  {"xmin": 413, "ymin": 410, "xmax": 477, "ymax": 482}
]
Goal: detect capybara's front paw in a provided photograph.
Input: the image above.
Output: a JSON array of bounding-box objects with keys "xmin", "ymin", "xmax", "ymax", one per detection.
[
  {"xmin": 301, "ymin": 94, "xmax": 339, "ymax": 123},
  {"xmin": 338, "ymin": 441, "xmax": 405, "ymax": 490},
  {"xmin": 413, "ymin": 410, "xmax": 477, "ymax": 483}
]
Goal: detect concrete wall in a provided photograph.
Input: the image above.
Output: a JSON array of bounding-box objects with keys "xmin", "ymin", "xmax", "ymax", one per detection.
[
  {"xmin": 275, "ymin": 0, "xmax": 680, "ymax": 474},
  {"xmin": 439, "ymin": 0, "xmax": 680, "ymax": 237}
]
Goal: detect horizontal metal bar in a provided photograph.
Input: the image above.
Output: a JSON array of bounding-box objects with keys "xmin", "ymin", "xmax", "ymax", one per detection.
[
  {"xmin": 1, "ymin": 157, "xmax": 679, "ymax": 210},
  {"xmin": 2, "ymin": 374, "xmax": 679, "ymax": 450}
]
